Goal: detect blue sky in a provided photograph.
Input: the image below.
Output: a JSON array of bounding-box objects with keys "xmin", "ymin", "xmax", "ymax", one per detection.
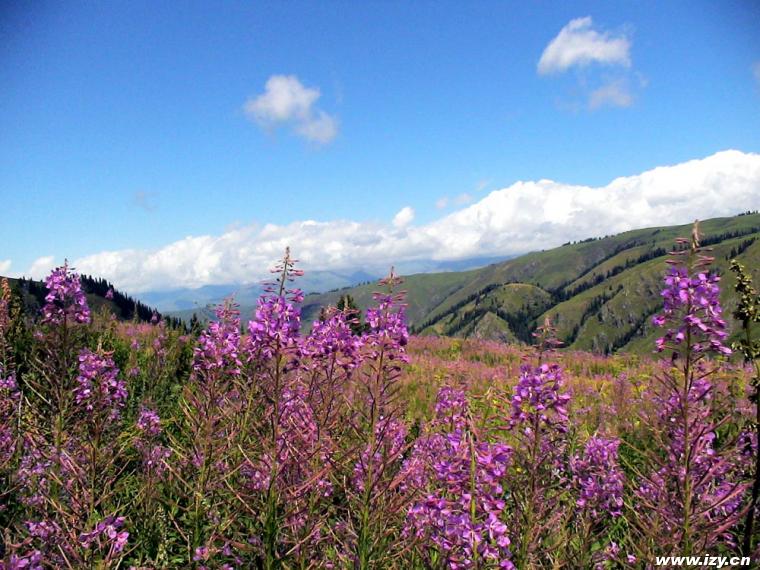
[{"xmin": 1, "ymin": 1, "xmax": 759, "ymax": 292}]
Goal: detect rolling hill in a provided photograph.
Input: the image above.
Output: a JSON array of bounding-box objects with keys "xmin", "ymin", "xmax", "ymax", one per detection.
[{"xmin": 295, "ymin": 212, "xmax": 760, "ymax": 354}]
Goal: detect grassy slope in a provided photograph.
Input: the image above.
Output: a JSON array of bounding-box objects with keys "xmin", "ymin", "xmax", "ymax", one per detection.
[
  {"xmin": 299, "ymin": 269, "xmax": 480, "ymax": 326},
  {"xmin": 540, "ymin": 227, "xmax": 760, "ymax": 353},
  {"xmin": 321, "ymin": 213, "xmax": 760, "ymax": 354},
  {"xmin": 419, "ymin": 283, "xmax": 551, "ymax": 337}
]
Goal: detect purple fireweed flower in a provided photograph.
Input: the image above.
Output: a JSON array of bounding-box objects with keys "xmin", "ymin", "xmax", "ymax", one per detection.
[
  {"xmin": 16, "ymin": 444, "xmax": 53, "ymax": 508},
  {"xmin": 652, "ymin": 266, "xmax": 731, "ymax": 356},
  {"xmin": 302, "ymin": 310, "xmax": 363, "ymax": 371},
  {"xmin": 74, "ymin": 349, "xmax": 127, "ymax": 419},
  {"xmin": 140, "ymin": 444, "xmax": 171, "ymax": 478},
  {"xmin": 244, "ymin": 249, "xmax": 305, "ymax": 366},
  {"xmin": 433, "ymin": 386, "xmax": 469, "ymax": 431},
  {"xmin": 104, "ymin": 288, "xmax": 114, "ymax": 300},
  {"xmin": 135, "ymin": 407, "xmax": 170, "ymax": 477},
  {"xmin": 78, "ymin": 515, "xmax": 129, "ymax": 553},
  {"xmin": 193, "ymin": 545, "xmax": 210, "ymax": 561},
  {"xmin": 136, "ymin": 407, "xmax": 161, "ymax": 437},
  {"xmin": 0, "ymin": 371, "xmax": 20, "ymax": 465},
  {"xmin": 405, "ymin": 430, "xmax": 514, "ymax": 569},
  {"xmin": 404, "ymin": 387, "xmax": 515, "ymax": 569},
  {"xmin": 571, "ymin": 436, "xmax": 625, "ymax": 520},
  {"xmin": 40, "ymin": 262, "xmax": 90, "ymax": 326},
  {"xmin": 591, "ymin": 541, "xmax": 625, "ymax": 570},
  {"xmin": 246, "ymin": 295, "xmax": 301, "ymax": 362},
  {"xmin": 637, "ymin": 373, "xmax": 747, "ymax": 549},
  {"xmin": 25, "ymin": 520, "xmax": 61, "ymax": 541},
  {"xmin": 656, "ymin": 377, "xmax": 741, "ymax": 515},
  {"xmin": 399, "ymin": 387, "xmax": 468, "ymax": 493},
  {"xmin": 638, "ymin": 233, "xmax": 745, "ymax": 552},
  {"xmin": 364, "ymin": 294, "xmax": 409, "ymax": 363},
  {"xmin": 510, "ymin": 363, "xmax": 570, "ymax": 434},
  {"xmin": 193, "ymin": 300, "xmax": 242, "ymax": 376},
  {"xmin": 2, "ymin": 550, "xmax": 44, "ymax": 569},
  {"xmin": 506, "ymin": 362, "xmax": 571, "ymax": 564}
]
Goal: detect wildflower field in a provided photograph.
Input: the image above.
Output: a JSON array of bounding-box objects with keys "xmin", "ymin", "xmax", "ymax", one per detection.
[{"xmin": 1, "ymin": 234, "xmax": 759, "ymax": 569}]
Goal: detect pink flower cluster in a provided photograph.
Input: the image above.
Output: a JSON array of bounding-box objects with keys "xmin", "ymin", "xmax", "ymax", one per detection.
[
  {"xmin": 74, "ymin": 349, "xmax": 127, "ymax": 419},
  {"xmin": 405, "ymin": 387, "xmax": 515, "ymax": 569},
  {"xmin": 40, "ymin": 262, "xmax": 90, "ymax": 326},
  {"xmin": 653, "ymin": 266, "xmax": 731, "ymax": 355},
  {"xmin": 510, "ymin": 363, "xmax": 570, "ymax": 434},
  {"xmin": 571, "ymin": 436, "xmax": 625, "ymax": 520}
]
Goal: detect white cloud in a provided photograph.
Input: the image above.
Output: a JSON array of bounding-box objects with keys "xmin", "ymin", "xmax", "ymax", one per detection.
[
  {"xmin": 0, "ymin": 260, "xmax": 11, "ymax": 275},
  {"xmin": 589, "ymin": 80, "xmax": 633, "ymax": 109},
  {"xmin": 245, "ymin": 75, "xmax": 318, "ymax": 122},
  {"xmin": 435, "ymin": 197, "xmax": 449, "ymax": 210},
  {"xmin": 538, "ymin": 17, "xmax": 631, "ymax": 75},
  {"xmin": 294, "ymin": 110, "xmax": 339, "ymax": 144},
  {"xmin": 538, "ymin": 17, "xmax": 640, "ymax": 110},
  {"xmin": 392, "ymin": 206, "xmax": 415, "ymax": 228},
  {"xmin": 70, "ymin": 150, "xmax": 760, "ymax": 293},
  {"xmin": 27, "ymin": 256, "xmax": 56, "ymax": 280},
  {"xmin": 244, "ymin": 75, "xmax": 338, "ymax": 144}
]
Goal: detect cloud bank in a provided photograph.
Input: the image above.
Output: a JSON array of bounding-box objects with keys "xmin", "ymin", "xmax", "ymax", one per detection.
[
  {"xmin": 244, "ymin": 75, "xmax": 338, "ymax": 144},
  {"xmin": 20, "ymin": 150, "xmax": 760, "ymax": 293}
]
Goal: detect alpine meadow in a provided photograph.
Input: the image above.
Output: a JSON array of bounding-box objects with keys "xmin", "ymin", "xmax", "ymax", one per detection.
[{"xmin": 2, "ymin": 3, "xmax": 760, "ymax": 569}]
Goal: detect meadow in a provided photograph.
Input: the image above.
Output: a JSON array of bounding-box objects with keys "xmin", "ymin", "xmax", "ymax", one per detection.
[{"xmin": 1, "ymin": 231, "xmax": 759, "ymax": 569}]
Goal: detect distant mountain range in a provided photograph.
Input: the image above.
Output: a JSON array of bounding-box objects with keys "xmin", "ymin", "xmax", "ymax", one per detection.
[{"xmin": 168, "ymin": 212, "xmax": 760, "ymax": 355}]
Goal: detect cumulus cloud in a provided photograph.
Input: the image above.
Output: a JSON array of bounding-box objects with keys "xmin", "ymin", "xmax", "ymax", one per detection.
[
  {"xmin": 27, "ymin": 256, "xmax": 56, "ymax": 280},
  {"xmin": 538, "ymin": 16, "xmax": 631, "ymax": 75},
  {"xmin": 539, "ymin": 17, "xmax": 639, "ymax": 111},
  {"xmin": 589, "ymin": 80, "xmax": 633, "ymax": 109},
  {"xmin": 0, "ymin": 259, "xmax": 11, "ymax": 275},
  {"xmin": 244, "ymin": 75, "xmax": 338, "ymax": 144},
  {"xmin": 70, "ymin": 150, "xmax": 760, "ymax": 293},
  {"xmin": 392, "ymin": 206, "xmax": 415, "ymax": 228}
]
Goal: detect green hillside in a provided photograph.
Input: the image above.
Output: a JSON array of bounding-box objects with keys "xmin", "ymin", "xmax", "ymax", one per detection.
[
  {"xmin": 2, "ymin": 275, "xmax": 179, "ymax": 327},
  {"xmin": 299, "ymin": 212, "xmax": 760, "ymax": 354}
]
